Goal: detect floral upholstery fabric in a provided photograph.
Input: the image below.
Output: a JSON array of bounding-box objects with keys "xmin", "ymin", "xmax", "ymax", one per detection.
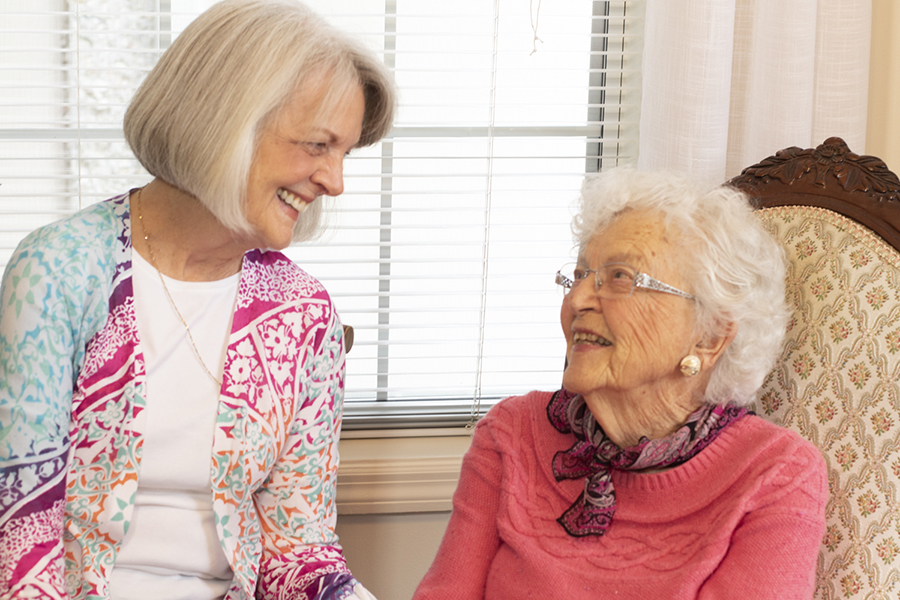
[{"xmin": 753, "ymin": 206, "xmax": 900, "ymax": 600}]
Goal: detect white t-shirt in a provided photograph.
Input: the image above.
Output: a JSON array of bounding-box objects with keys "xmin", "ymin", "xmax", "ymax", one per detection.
[{"xmin": 109, "ymin": 251, "xmax": 239, "ymax": 600}]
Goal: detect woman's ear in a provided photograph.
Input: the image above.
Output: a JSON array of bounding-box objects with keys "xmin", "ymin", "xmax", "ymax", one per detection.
[{"xmin": 695, "ymin": 322, "xmax": 737, "ymax": 371}]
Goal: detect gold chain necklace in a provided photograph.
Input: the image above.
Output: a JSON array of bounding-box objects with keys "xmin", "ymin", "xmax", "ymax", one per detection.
[{"xmin": 134, "ymin": 188, "xmax": 223, "ymax": 387}]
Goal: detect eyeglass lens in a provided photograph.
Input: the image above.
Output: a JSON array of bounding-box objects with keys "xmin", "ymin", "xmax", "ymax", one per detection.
[{"xmin": 563, "ymin": 263, "xmax": 636, "ymax": 298}]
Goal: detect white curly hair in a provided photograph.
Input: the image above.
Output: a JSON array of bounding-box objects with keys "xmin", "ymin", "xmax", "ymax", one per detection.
[{"xmin": 572, "ymin": 168, "xmax": 789, "ymax": 406}]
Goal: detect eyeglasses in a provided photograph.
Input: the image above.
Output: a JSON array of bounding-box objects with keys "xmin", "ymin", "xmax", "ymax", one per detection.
[{"xmin": 555, "ymin": 262, "xmax": 695, "ymax": 300}]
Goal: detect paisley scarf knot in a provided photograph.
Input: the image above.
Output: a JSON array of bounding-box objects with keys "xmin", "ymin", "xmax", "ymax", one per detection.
[{"xmin": 546, "ymin": 388, "xmax": 750, "ymax": 537}]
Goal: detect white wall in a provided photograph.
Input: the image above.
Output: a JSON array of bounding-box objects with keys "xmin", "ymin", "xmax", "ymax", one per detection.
[
  {"xmin": 335, "ymin": 433, "xmax": 470, "ymax": 600},
  {"xmin": 867, "ymin": 0, "xmax": 900, "ymax": 169},
  {"xmin": 337, "ymin": 512, "xmax": 451, "ymax": 600}
]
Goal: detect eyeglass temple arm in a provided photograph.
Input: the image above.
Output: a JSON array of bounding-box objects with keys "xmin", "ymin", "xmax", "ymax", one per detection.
[{"xmin": 634, "ymin": 273, "xmax": 694, "ymax": 299}]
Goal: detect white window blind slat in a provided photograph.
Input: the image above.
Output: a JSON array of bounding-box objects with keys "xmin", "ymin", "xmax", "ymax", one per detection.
[{"xmin": 0, "ymin": 0, "xmax": 645, "ymax": 428}]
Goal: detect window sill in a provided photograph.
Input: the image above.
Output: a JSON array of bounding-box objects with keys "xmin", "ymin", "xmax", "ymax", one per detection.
[{"xmin": 336, "ymin": 433, "xmax": 472, "ymax": 514}]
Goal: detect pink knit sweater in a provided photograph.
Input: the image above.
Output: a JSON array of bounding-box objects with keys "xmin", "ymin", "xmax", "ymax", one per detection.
[{"xmin": 413, "ymin": 391, "xmax": 827, "ymax": 600}]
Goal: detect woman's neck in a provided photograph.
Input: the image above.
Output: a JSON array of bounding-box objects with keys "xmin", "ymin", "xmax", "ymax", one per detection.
[
  {"xmin": 581, "ymin": 383, "xmax": 706, "ymax": 448},
  {"xmin": 131, "ymin": 179, "xmax": 246, "ymax": 282}
]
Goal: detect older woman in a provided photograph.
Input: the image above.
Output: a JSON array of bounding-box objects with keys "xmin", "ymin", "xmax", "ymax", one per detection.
[
  {"xmin": 0, "ymin": 1, "xmax": 394, "ymax": 599},
  {"xmin": 413, "ymin": 169, "xmax": 827, "ymax": 599}
]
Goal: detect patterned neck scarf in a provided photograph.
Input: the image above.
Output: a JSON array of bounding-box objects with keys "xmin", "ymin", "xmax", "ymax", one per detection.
[{"xmin": 546, "ymin": 388, "xmax": 750, "ymax": 537}]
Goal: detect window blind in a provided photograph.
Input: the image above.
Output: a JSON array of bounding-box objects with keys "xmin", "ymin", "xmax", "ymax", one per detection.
[{"xmin": 0, "ymin": 0, "xmax": 645, "ymax": 429}]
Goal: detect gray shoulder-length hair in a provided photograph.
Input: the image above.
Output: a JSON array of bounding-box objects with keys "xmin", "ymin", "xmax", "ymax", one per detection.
[
  {"xmin": 124, "ymin": 0, "xmax": 396, "ymax": 242},
  {"xmin": 572, "ymin": 168, "xmax": 789, "ymax": 406}
]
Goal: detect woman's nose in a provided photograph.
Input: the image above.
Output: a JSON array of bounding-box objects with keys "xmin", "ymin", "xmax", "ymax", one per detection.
[
  {"xmin": 311, "ymin": 153, "xmax": 345, "ymax": 197},
  {"xmin": 565, "ymin": 275, "xmax": 602, "ymax": 312}
]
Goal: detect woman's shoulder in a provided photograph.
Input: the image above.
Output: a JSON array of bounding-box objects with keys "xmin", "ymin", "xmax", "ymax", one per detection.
[
  {"xmin": 475, "ymin": 390, "xmax": 567, "ymax": 452},
  {"xmin": 242, "ymin": 249, "xmax": 331, "ymax": 304},
  {"xmin": 730, "ymin": 414, "xmax": 824, "ymax": 463},
  {"xmin": 482, "ymin": 390, "xmax": 555, "ymax": 425},
  {"xmin": 3, "ymin": 195, "xmax": 128, "ymax": 305},
  {"xmin": 233, "ymin": 251, "xmax": 342, "ymax": 358},
  {"xmin": 617, "ymin": 413, "xmax": 828, "ymax": 520},
  {"xmin": 9, "ymin": 194, "xmax": 126, "ymax": 266},
  {"xmin": 704, "ymin": 414, "xmax": 827, "ymax": 496},
  {"xmin": 723, "ymin": 415, "xmax": 829, "ymax": 513},
  {"xmin": 1, "ymin": 195, "xmax": 129, "ymax": 387}
]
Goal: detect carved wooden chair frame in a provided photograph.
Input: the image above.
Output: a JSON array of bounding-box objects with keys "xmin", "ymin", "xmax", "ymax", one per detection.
[{"xmin": 728, "ymin": 136, "xmax": 900, "ymax": 251}]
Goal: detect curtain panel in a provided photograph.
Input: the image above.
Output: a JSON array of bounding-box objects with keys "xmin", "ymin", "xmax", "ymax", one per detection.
[{"xmin": 638, "ymin": 0, "xmax": 872, "ymax": 182}]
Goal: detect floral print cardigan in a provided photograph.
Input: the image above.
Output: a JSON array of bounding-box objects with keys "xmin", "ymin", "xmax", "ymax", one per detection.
[{"xmin": 0, "ymin": 194, "xmax": 357, "ymax": 600}]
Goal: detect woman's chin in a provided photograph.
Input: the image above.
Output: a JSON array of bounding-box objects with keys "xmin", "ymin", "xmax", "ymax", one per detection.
[
  {"xmin": 562, "ymin": 357, "xmax": 607, "ymax": 394},
  {"xmin": 562, "ymin": 371, "xmax": 590, "ymax": 396}
]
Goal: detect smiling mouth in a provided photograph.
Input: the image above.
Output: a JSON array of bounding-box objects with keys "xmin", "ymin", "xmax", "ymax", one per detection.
[
  {"xmin": 573, "ymin": 332, "xmax": 612, "ymax": 346},
  {"xmin": 276, "ymin": 188, "xmax": 309, "ymax": 213}
]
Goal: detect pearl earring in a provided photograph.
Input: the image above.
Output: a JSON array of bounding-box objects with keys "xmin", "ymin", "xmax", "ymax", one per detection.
[{"xmin": 680, "ymin": 355, "xmax": 701, "ymax": 377}]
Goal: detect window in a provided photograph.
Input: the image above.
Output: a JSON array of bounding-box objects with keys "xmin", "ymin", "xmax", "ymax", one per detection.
[{"xmin": 0, "ymin": 0, "xmax": 645, "ymax": 428}]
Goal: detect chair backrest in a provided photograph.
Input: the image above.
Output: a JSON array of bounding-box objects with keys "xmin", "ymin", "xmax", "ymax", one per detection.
[{"xmin": 728, "ymin": 137, "xmax": 900, "ymax": 600}]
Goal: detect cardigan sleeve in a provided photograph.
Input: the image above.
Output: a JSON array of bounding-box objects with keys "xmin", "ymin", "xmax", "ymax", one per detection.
[
  {"xmin": 412, "ymin": 411, "xmax": 504, "ymax": 600},
  {"xmin": 252, "ymin": 311, "xmax": 367, "ymax": 600},
  {"xmin": 0, "ymin": 230, "xmax": 84, "ymax": 600},
  {"xmin": 697, "ymin": 437, "xmax": 827, "ymax": 600}
]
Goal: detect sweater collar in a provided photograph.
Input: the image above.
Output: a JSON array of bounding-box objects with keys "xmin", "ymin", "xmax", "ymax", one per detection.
[{"xmin": 546, "ymin": 388, "xmax": 750, "ymax": 537}]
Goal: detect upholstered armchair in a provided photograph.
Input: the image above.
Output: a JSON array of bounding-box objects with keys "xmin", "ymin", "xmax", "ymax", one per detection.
[{"xmin": 728, "ymin": 137, "xmax": 900, "ymax": 599}]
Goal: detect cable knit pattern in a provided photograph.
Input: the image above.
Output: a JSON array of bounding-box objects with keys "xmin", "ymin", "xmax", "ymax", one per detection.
[{"xmin": 413, "ymin": 391, "xmax": 827, "ymax": 600}]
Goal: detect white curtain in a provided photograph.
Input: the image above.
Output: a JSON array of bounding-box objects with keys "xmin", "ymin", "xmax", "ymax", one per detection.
[{"xmin": 637, "ymin": 0, "xmax": 872, "ymax": 183}]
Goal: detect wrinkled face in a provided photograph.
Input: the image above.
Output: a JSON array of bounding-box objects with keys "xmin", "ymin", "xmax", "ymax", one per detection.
[
  {"xmin": 561, "ymin": 209, "xmax": 699, "ymax": 398},
  {"xmin": 244, "ymin": 80, "xmax": 365, "ymax": 250}
]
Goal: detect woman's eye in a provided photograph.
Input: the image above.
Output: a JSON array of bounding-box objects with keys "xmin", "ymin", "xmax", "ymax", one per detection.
[
  {"xmin": 610, "ymin": 268, "xmax": 632, "ymax": 280},
  {"xmin": 573, "ymin": 268, "xmax": 587, "ymax": 280},
  {"xmin": 304, "ymin": 142, "xmax": 328, "ymax": 155}
]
